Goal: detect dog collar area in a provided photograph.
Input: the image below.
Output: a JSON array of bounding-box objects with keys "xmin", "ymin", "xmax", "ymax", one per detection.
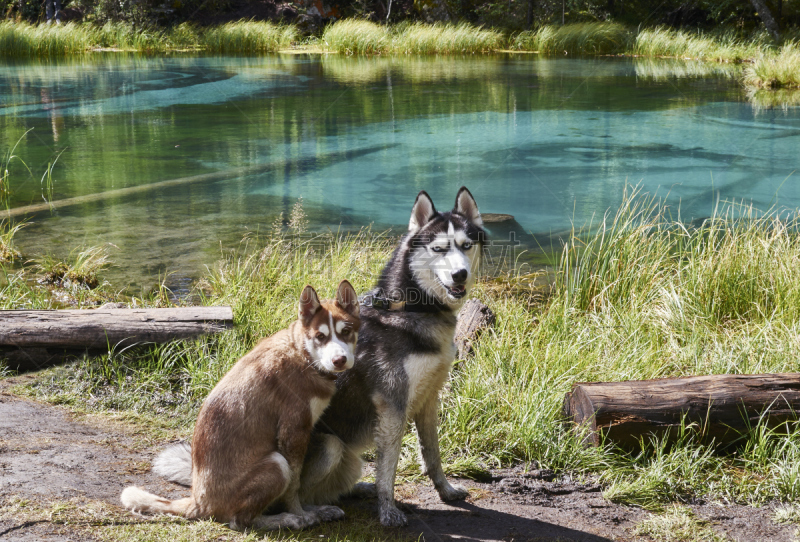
[
  {"xmin": 359, "ymin": 292, "xmax": 449, "ymax": 313},
  {"xmin": 359, "ymin": 293, "xmax": 406, "ymax": 311}
]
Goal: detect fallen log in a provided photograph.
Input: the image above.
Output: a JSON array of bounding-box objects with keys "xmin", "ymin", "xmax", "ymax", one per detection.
[
  {"xmin": 563, "ymin": 374, "xmax": 800, "ymax": 448},
  {"xmin": 0, "ymin": 306, "xmax": 233, "ymax": 372}
]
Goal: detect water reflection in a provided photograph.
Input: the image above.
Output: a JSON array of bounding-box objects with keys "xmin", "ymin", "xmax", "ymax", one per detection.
[{"xmin": 0, "ymin": 53, "xmax": 797, "ymax": 291}]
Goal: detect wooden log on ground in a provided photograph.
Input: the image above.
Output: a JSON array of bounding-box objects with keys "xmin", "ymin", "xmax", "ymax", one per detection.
[
  {"xmin": 563, "ymin": 374, "xmax": 800, "ymax": 448},
  {"xmin": 0, "ymin": 307, "xmax": 233, "ymax": 372},
  {"xmin": 454, "ymin": 299, "xmax": 495, "ymax": 359}
]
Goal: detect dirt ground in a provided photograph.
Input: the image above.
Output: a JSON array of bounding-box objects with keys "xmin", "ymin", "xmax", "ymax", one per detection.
[{"xmin": 0, "ymin": 376, "xmax": 795, "ymax": 542}]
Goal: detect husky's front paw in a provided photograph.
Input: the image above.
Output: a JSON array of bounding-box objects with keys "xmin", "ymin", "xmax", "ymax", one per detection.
[
  {"xmin": 437, "ymin": 482, "xmax": 469, "ymax": 501},
  {"xmin": 305, "ymin": 505, "xmax": 345, "ymax": 522},
  {"xmin": 379, "ymin": 504, "xmax": 408, "ymax": 527}
]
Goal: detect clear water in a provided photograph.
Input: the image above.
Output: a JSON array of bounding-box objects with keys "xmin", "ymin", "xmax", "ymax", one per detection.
[{"xmin": 1, "ymin": 54, "xmax": 798, "ymax": 292}]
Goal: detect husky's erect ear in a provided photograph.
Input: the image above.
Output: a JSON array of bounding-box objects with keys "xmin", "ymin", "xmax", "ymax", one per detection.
[
  {"xmin": 454, "ymin": 186, "xmax": 482, "ymax": 228},
  {"xmin": 409, "ymin": 191, "xmax": 437, "ymax": 233},
  {"xmin": 298, "ymin": 285, "xmax": 322, "ymax": 325},
  {"xmin": 335, "ymin": 280, "xmax": 359, "ymax": 318}
]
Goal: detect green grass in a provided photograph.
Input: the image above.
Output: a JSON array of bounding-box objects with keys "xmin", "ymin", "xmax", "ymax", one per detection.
[
  {"xmin": 630, "ymin": 27, "xmax": 767, "ymax": 62},
  {"xmin": 322, "ymin": 19, "xmax": 391, "ymax": 55},
  {"xmin": 13, "ymin": 192, "xmax": 800, "ymax": 516},
  {"xmin": 745, "ymin": 41, "xmax": 800, "ymax": 89},
  {"xmin": 0, "ymin": 20, "xmax": 296, "ymax": 56},
  {"xmin": 511, "ymin": 21, "xmax": 631, "ymax": 54},
  {"xmin": 0, "ymin": 220, "xmax": 24, "ymax": 263},
  {"xmin": 321, "ymin": 19, "xmax": 503, "ymax": 55},
  {"xmin": 200, "ymin": 21, "xmax": 299, "ymax": 54},
  {"xmin": 509, "ymin": 22, "xmax": 774, "ymax": 62},
  {"xmin": 392, "ymin": 21, "xmax": 504, "ymax": 54},
  {"xmin": 0, "ymin": 21, "xmax": 95, "ymax": 56}
]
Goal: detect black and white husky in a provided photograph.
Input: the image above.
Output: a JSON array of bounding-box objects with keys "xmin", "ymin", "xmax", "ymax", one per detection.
[
  {"xmin": 298, "ymin": 186, "xmax": 485, "ymax": 526},
  {"xmin": 152, "ymin": 187, "xmax": 484, "ymax": 528}
]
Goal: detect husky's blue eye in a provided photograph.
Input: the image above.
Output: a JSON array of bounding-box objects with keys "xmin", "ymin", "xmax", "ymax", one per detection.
[
  {"xmin": 462, "ymin": 241, "xmax": 473, "ymax": 250},
  {"xmin": 432, "ymin": 246, "xmax": 446, "ymax": 253}
]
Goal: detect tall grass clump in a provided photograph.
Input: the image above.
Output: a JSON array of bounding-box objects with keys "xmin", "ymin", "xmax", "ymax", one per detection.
[
  {"xmin": 91, "ymin": 21, "xmax": 170, "ymax": 51},
  {"xmin": 322, "ymin": 19, "xmax": 391, "ymax": 55},
  {"xmin": 0, "ymin": 21, "xmax": 94, "ymax": 57},
  {"xmin": 201, "ymin": 21, "xmax": 298, "ymax": 54},
  {"xmin": 745, "ymin": 41, "xmax": 800, "ymax": 88},
  {"xmin": 323, "ymin": 19, "xmax": 503, "ymax": 55},
  {"xmin": 35, "ymin": 245, "xmax": 113, "ymax": 290},
  {"xmin": 511, "ymin": 22, "xmax": 630, "ymax": 54},
  {"xmin": 393, "ymin": 22, "xmax": 503, "ymax": 54},
  {"xmin": 632, "ymin": 27, "xmax": 765, "ymax": 62}
]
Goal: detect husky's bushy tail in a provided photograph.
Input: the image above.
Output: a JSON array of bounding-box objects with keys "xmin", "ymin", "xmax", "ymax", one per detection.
[
  {"xmin": 121, "ymin": 486, "xmax": 194, "ymax": 516},
  {"xmin": 153, "ymin": 442, "xmax": 193, "ymax": 486}
]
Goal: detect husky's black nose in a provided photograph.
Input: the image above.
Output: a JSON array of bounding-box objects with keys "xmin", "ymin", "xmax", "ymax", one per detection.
[
  {"xmin": 332, "ymin": 356, "xmax": 347, "ymax": 369},
  {"xmin": 451, "ymin": 269, "xmax": 467, "ymax": 284}
]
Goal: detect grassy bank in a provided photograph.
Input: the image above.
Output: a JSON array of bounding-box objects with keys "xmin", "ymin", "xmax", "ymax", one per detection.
[
  {"xmin": 509, "ymin": 22, "xmax": 779, "ymax": 61},
  {"xmin": 2, "ymin": 18, "xmax": 800, "ymax": 89},
  {"xmin": 510, "ymin": 21, "xmax": 630, "ymax": 54},
  {"xmin": 322, "ymin": 20, "xmax": 503, "ymax": 55},
  {"xmin": 0, "ymin": 20, "xmax": 297, "ymax": 55},
  {"xmin": 9, "ymin": 193, "xmax": 800, "ymax": 513}
]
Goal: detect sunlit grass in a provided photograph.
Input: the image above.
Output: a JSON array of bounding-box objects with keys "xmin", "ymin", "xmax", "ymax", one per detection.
[
  {"xmin": 745, "ymin": 41, "xmax": 800, "ymax": 89},
  {"xmin": 0, "ymin": 20, "xmax": 295, "ymax": 56},
  {"xmin": 0, "ymin": 21, "xmax": 94, "ymax": 56},
  {"xmin": 631, "ymin": 27, "xmax": 767, "ymax": 62},
  {"xmin": 0, "ymin": 220, "xmax": 24, "ymax": 263},
  {"xmin": 393, "ymin": 22, "xmax": 503, "ymax": 54},
  {"xmin": 34, "ymin": 244, "xmax": 113, "ymax": 290},
  {"xmin": 322, "ymin": 19, "xmax": 391, "ymax": 55},
  {"xmin": 511, "ymin": 21, "xmax": 631, "ymax": 54},
  {"xmin": 322, "ymin": 19, "xmax": 503, "ymax": 55},
  {"xmin": 201, "ymin": 21, "xmax": 299, "ymax": 54}
]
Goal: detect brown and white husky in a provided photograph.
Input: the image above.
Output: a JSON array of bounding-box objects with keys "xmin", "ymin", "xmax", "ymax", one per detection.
[{"xmin": 120, "ymin": 280, "xmax": 360, "ymax": 531}]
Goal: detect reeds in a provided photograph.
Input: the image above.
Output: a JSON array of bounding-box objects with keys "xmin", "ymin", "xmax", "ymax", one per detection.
[
  {"xmin": 322, "ymin": 19, "xmax": 391, "ymax": 55},
  {"xmin": 0, "ymin": 20, "xmax": 296, "ymax": 56},
  {"xmin": 631, "ymin": 27, "xmax": 765, "ymax": 62},
  {"xmin": 511, "ymin": 21, "xmax": 630, "ymax": 54},
  {"xmin": 34, "ymin": 245, "xmax": 113, "ymax": 290},
  {"xmin": 0, "ymin": 21, "xmax": 94, "ymax": 56},
  {"xmin": 321, "ymin": 19, "xmax": 504, "ymax": 55},
  {"xmin": 744, "ymin": 41, "xmax": 800, "ymax": 89},
  {"xmin": 392, "ymin": 22, "xmax": 503, "ymax": 54},
  {"xmin": 200, "ymin": 21, "xmax": 298, "ymax": 54}
]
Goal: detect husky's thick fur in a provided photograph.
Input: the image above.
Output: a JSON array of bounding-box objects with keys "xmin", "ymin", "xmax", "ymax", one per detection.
[
  {"xmin": 299, "ymin": 187, "xmax": 485, "ymax": 526},
  {"xmin": 121, "ymin": 281, "xmax": 360, "ymax": 531}
]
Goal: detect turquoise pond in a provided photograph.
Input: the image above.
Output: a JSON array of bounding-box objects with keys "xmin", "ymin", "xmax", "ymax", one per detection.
[{"xmin": 0, "ymin": 54, "xmax": 798, "ymax": 292}]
